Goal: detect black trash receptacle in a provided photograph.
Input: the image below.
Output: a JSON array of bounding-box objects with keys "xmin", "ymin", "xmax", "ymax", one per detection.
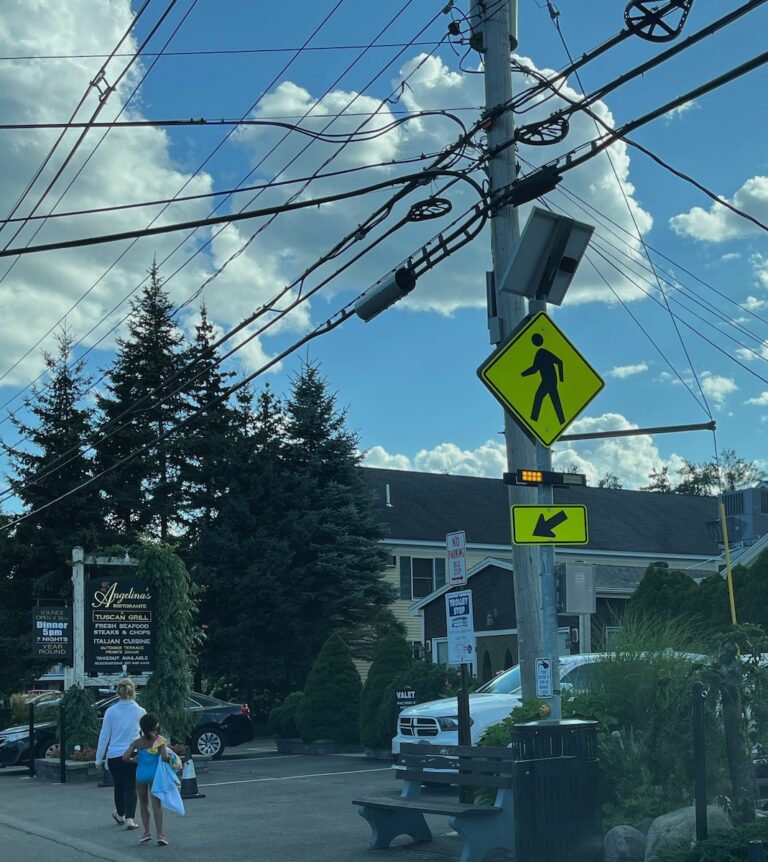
[{"xmin": 511, "ymin": 719, "xmax": 603, "ymax": 862}]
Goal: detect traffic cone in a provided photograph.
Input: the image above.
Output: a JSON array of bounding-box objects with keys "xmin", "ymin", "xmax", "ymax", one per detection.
[
  {"xmin": 748, "ymin": 841, "xmax": 767, "ymax": 862},
  {"xmin": 180, "ymin": 757, "xmax": 205, "ymax": 800},
  {"xmin": 98, "ymin": 763, "xmax": 114, "ymax": 788}
]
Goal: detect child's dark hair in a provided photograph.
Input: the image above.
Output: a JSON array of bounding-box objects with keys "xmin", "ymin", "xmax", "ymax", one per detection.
[{"xmin": 140, "ymin": 713, "xmax": 159, "ymax": 738}]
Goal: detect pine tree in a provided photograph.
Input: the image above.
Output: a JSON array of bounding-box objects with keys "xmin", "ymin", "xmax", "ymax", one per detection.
[
  {"xmin": 1, "ymin": 331, "xmax": 103, "ymax": 694},
  {"xmin": 95, "ymin": 262, "xmax": 188, "ymax": 541},
  {"xmin": 4, "ymin": 329, "xmax": 103, "ymax": 593},
  {"xmin": 359, "ymin": 629, "xmax": 412, "ymax": 748},
  {"xmin": 296, "ymin": 633, "xmax": 361, "ymax": 743},
  {"xmin": 179, "ymin": 305, "xmax": 240, "ymax": 543},
  {"xmin": 283, "ymin": 361, "xmax": 395, "ymax": 664}
]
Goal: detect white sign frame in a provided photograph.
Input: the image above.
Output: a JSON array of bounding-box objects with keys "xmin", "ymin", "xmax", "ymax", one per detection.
[
  {"xmin": 445, "ymin": 590, "xmax": 475, "ymax": 668},
  {"xmin": 535, "ymin": 657, "xmax": 553, "ymax": 699},
  {"xmin": 446, "ymin": 530, "xmax": 467, "ymax": 587}
]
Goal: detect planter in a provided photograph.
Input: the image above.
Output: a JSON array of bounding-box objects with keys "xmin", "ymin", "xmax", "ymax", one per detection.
[
  {"xmin": 364, "ymin": 747, "xmax": 394, "ymax": 762},
  {"xmin": 275, "ymin": 737, "xmax": 362, "ymax": 755},
  {"xmin": 34, "ymin": 758, "xmax": 100, "ymax": 783}
]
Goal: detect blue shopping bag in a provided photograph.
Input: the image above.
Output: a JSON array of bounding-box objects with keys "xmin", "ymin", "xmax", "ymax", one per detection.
[{"xmin": 151, "ymin": 761, "xmax": 186, "ymax": 816}]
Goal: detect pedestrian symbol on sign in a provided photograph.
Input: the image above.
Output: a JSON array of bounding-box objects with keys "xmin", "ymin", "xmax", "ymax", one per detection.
[{"xmin": 521, "ymin": 333, "xmax": 565, "ymax": 424}]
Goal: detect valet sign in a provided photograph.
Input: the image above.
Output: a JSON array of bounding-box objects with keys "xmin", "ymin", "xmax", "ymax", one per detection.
[
  {"xmin": 445, "ymin": 590, "xmax": 475, "ymax": 668},
  {"xmin": 85, "ymin": 578, "xmax": 155, "ymax": 674}
]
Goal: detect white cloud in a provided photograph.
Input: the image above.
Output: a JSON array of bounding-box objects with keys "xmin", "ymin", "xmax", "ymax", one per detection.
[
  {"xmin": 669, "ymin": 176, "xmax": 768, "ymax": 242},
  {"xmin": 743, "ymin": 296, "xmax": 768, "ymax": 311},
  {"xmin": 699, "ymin": 371, "xmax": 737, "ymax": 406},
  {"xmin": 721, "ymin": 252, "xmax": 741, "ymax": 262},
  {"xmin": 606, "ymin": 363, "xmax": 649, "ymax": 379},
  {"xmin": 736, "ymin": 342, "xmax": 768, "ymax": 362},
  {"xmin": 746, "ymin": 392, "xmax": 768, "ymax": 406},
  {"xmin": 664, "ymin": 100, "xmax": 698, "ymax": 121},
  {"xmin": 362, "ymin": 412, "xmax": 689, "ymax": 490}
]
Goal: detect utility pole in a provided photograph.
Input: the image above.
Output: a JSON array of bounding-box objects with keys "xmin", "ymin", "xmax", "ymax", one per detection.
[{"xmin": 474, "ymin": 0, "xmax": 550, "ymax": 704}]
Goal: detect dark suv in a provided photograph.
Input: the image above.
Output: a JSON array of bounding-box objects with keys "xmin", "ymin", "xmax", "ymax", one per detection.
[{"xmin": 0, "ymin": 691, "xmax": 253, "ymax": 767}]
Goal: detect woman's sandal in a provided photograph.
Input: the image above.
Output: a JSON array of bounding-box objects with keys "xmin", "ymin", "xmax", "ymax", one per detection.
[
  {"xmin": 158, "ymin": 834, "xmax": 169, "ymax": 846},
  {"xmin": 125, "ymin": 820, "xmax": 139, "ymax": 830},
  {"xmin": 139, "ymin": 833, "xmax": 152, "ymax": 844},
  {"xmin": 112, "ymin": 812, "xmax": 125, "ymax": 825}
]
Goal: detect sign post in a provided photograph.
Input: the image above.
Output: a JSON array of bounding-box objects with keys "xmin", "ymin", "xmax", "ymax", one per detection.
[
  {"xmin": 446, "ymin": 530, "xmax": 467, "ymax": 587},
  {"xmin": 446, "ymin": 590, "xmax": 475, "ymax": 802}
]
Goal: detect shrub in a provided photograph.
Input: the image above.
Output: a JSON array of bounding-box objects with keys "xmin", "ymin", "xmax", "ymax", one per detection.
[
  {"xmin": 269, "ymin": 692, "xmax": 305, "ymax": 739},
  {"xmin": 652, "ymin": 821, "xmax": 768, "ymax": 862},
  {"xmin": 296, "ymin": 634, "xmax": 361, "ymax": 743},
  {"xmin": 359, "ymin": 629, "xmax": 412, "ymax": 749},
  {"xmin": 57, "ymin": 686, "xmax": 100, "ymax": 757}
]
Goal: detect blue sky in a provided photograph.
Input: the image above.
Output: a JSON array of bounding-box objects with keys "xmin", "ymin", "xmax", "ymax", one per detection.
[{"xmin": 1, "ymin": 0, "xmax": 768, "ymax": 493}]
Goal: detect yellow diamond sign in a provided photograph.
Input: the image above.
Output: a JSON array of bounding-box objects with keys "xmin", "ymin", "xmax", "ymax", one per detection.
[
  {"xmin": 478, "ymin": 312, "xmax": 604, "ymax": 447},
  {"xmin": 511, "ymin": 505, "xmax": 589, "ymax": 545}
]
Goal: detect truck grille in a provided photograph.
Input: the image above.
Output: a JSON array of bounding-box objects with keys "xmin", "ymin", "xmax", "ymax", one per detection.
[{"xmin": 398, "ymin": 716, "xmax": 439, "ymax": 737}]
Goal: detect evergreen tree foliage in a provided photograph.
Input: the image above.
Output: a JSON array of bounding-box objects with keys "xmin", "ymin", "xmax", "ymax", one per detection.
[
  {"xmin": 627, "ymin": 565, "xmax": 698, "ymax": 622},
  {"xmin": 179, "ymin": 305, "xmax": 240, "ymax": 543},
  {"xmin": 3, "ymin": 330, "xmax": 103, "ymax": 594},
  {"xmin": 136, "ymin": 543, "xmax": 199, "ymax": 741},
  {"xmin": 0, "ymin": 331, "xmax": 103, "ymax": 694},
  {"xmin": 359, "ymin": 629, "xmax": 412, "ymax": 748},
  {"xmin": 95, "ymin": 262, "xmax": 188, "ymax": 541},
  {"xmin": 198, "ymin": 365, "xmax": 394, "ymax": 696},
  {"xmin": 58, "ymin": 685, "xmax": 100, "ymax": 756},
  {"xmin": 296, "ymin": 633, "xmax": 361, "ymax": 743},
  {"xmin": 269, "ymin": 691, "xmax": 305, "ymax": 739}
]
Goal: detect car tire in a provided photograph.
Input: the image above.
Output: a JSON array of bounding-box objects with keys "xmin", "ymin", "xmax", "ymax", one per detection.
[
  {"xmin": 38, "ymin": 742, "xmax": 60, "ymax": 759},
  {"xmin": 191, "ymin": 728, "xmax": 226, "ymax": 759}
]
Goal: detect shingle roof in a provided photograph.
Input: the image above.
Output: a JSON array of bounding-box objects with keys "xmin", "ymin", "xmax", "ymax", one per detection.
[{"xmin": 360, "ymin": 467, "xmax": 719, "ymax": 557}]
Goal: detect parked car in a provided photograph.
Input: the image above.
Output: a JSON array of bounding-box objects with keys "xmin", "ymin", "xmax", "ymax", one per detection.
[
  {"xmin": 391, "ymin": 653, "xmax": 607, "ymax": 757},
  {"xmin": 0, "ymin": 691, "xmax": 253, "ymax": 767}
]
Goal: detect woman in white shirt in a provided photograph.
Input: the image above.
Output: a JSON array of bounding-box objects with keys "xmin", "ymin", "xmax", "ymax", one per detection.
[{"xmin": 96, "ymin": 678, "xmax": 146, "ymax": 830}]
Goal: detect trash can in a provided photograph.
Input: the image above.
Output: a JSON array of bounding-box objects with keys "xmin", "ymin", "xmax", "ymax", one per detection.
[{"xmin": 511, "ymin": 719, "xmax": 603, "ymax": 862}]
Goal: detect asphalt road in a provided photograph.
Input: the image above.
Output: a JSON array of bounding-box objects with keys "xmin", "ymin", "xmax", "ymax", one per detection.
[{"xmin": 0, "ymin": 747, "xmax": 469, "ymax": 862}]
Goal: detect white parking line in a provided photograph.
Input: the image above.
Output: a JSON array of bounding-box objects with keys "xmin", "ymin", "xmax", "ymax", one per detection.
[
  {"xmin": 200, "ymin": 766, "xmax": 390, "ymax": 787},
  {"xmin": 214, "ymin": 754, "xmax": 302, "ymax": 765}
]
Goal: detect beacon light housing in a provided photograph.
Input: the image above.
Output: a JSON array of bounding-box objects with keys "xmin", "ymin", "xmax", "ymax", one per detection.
[{"xmin": 355, "ymin": 266, "xmax": 417, "ymax": 322}]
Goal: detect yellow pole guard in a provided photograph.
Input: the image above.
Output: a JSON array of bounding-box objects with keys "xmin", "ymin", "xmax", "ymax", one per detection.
[{"xmin": 719, "ymin": 501, "xmax": 737, "ymax": 626}]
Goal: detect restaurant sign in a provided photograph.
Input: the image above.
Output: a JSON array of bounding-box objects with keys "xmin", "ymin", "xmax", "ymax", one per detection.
[{"xmin": 85, "ymin": 578, "xmax": 155, "ymax": 674}]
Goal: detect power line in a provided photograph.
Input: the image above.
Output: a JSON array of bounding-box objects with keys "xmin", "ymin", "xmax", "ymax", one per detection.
[
  {"xmin": 0, "ymin": 151, "xmax": 451, "ymax": 226},
  {"xmin": 544, "ymin": 2, "xmax": 714, "ymax": 420},
  {"xmin": 0, "ymin": 41, "xmax": 446, "ymax": 62},
  {"xmin": 0, "ymin": 0, "xmax": 350, "ymax": 410},
  {"xmin": 0, "ymin": 0, "xmax": 183, "ymax": 254}
]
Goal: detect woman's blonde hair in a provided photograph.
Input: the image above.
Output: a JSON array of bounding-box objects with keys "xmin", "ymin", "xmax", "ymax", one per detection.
[{"xmin": 116, "ymin": 678, "xmax": 136, "ymax": 700}]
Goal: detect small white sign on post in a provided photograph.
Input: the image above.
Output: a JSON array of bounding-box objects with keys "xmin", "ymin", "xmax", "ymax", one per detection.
[
  {"xmin": 446, "ymin": 530, "xmax": 467, "ymax": 587},
  {"xmin": 535, "ymin": 657, "xmax": 553, "ymax": 699},
  {"xmin": 446, "ymin": 590, "xmax": 475, "ymax": 668}
]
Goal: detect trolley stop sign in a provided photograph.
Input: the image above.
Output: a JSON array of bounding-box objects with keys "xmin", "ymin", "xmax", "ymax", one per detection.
[{"xmin": 477, "ymin": 312, "xmax": 604, "ymax": 447}]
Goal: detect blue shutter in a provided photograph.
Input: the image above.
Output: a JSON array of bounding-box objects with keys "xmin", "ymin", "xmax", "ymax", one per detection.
[
  {"xmin": 399, "ymin": 557, "xmax": 412, "ymax": 599},
  {"xmin": 434, "ymin": 557, "xmax": 446, "ymax": 589}
]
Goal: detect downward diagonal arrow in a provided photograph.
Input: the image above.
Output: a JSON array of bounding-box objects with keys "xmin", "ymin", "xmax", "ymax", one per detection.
[{"xmin": 533, "ymin": 510, "xmax": 569, "ymax": 538}]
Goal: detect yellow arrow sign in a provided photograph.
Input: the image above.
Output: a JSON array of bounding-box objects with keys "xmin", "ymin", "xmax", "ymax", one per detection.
[
  {"xmin": 511, "ymin": 505, "xmax": 589, "ymax": 545},
  {"xmin": 477, "ymin": 312, "xmax": 604, "ymax": 447}
]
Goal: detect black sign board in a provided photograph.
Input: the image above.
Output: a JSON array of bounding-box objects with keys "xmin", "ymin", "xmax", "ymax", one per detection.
[
  {"xmin": 85, "ymin": 578, "xmax": 155, "ymax": 674},
  {"xmin": 33, "ymin": 606, "xmax": 72, "ymax": 662},
  {"xmin": 395, "ymin": 687, "xmax": 417, "ymax": 712}
]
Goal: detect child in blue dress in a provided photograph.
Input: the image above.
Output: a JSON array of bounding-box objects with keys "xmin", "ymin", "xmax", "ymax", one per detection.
[{"xmin": 123, "ymin": 713, "xmax": 171, "ymax": 846}]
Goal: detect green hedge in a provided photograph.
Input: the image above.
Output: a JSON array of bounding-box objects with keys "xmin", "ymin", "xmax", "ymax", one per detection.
[
  {"xmin": 269, "ymin": 692, "xmax": 304, "ymax": 739},
  {"xmin": 359, "ymin": 629, "xmax": 412, "ymax": 749},
  {"xmin": 653, "ymin": 822, "xmax": 768, "ymax": 862}
]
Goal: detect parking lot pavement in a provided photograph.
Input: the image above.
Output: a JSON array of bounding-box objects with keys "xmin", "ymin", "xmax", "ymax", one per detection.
[{"xmin": 0, "ymin": 753, "xmax": 472, "ymax": 862}]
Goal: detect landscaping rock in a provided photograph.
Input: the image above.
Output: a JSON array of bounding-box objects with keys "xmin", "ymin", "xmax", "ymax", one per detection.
[
  {"xmin": 645, "ymin": 806, "xmax": 731, "ymax": 862},
  {"xmin": 605, "ymin": 825, "xmax": 646, "ymax": 862}
]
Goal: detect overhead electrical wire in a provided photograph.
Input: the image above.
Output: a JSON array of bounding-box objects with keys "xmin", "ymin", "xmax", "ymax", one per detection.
[
  {"xmin": 0, "ymin": 2, "xmax": 469, "ymax": 448},
  {"xmin": 542, "ymin": 2, "xmax": 714, "ymax": 420},
  {"xmin": 0, "ymin": 170, "xmax": 487, "ymax": 510},
  {"xmin": 0, "ymin": 0, "xmax": 350, "ymax": 410},
  {"xmin": 0, "ymin": 41, "xmax": 446, "ymax": 62},
  {"xmin": 0, "ymin": 0, "xmax": 184, "ymax": 256}
]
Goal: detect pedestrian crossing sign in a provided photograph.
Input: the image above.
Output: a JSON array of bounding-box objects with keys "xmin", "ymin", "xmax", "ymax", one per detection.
[{"xmin": 477, "ymin": 312, "xmax": 604, "ymax": 447}]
